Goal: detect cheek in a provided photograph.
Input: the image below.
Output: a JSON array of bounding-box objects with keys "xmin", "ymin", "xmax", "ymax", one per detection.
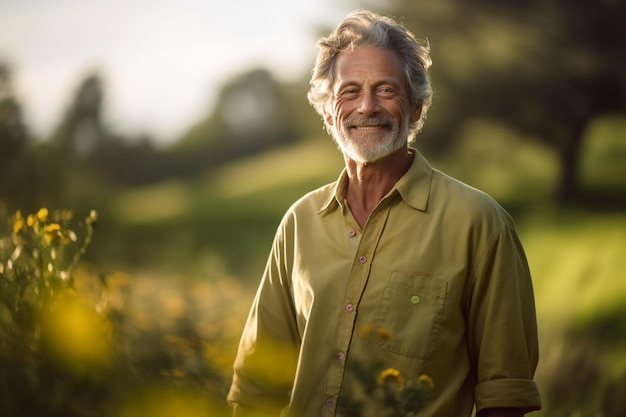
[
  {"xmin": 326, "ymin": 104, "xmax": 343, "ymax": 126},
  {"xmin": 387, "ymin": 101, "xmax": 411, "ymax": 122},
  {"xmin": 333, "ymin": 100, "xmax": 355, "ymax": 121}
]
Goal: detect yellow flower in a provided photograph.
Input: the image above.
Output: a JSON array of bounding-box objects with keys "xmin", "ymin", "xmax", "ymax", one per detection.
[
  {"xmin": 12, "ymin": 210, "xmax": 24, "ymax": 234},
  {"xmin": 377, "ymin": 368, "xmax": 404, "ymax": 388},
  {"xmin": 44, "ymin": 223, "xmax": 62, "ymax": 243},
  {"xmin": 36, "ymin": 207, "xmax": 48, "ymax": 222},
  {"xmin": 418, "ymin": 374, "xmax": 435, "ymax": 390},
  {"xmin": 44, "ymin": 223, "xmax": 61, "ymax": 233},
  {"xmin": 27, "ymin": 214, "xmax": 36, "ymax": 227}
]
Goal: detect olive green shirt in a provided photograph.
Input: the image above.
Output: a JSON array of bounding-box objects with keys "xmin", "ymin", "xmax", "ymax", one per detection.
[{"xmin": 227, "ymin": 149, "xmax": 541, "ymax": 417}]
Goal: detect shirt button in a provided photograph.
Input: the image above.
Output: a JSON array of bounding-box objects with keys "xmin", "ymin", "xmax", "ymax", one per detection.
[
  {"xmin": 345, "ymin": 303, "xmax": 355, "ymax": 312},
  {"xmin": 359, "ymin": 255, "xmax": 367, "ymax": 263},
  {"xmin": 326, "ymin": 398, "xmax": 334, "ymax": 408},
  {"xmin": 348, "ymin": 229, "xmax": 356, "ymax": 237},
  {"xmin": 411, "ymin": 294, "xmax": 421, "ymax": 304},
  {"xmin": 337, "ymin": 352, "xmax": 345, "ymax": 360}
]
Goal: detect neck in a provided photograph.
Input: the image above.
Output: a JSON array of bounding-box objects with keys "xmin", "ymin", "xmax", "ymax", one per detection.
[{"xmin": 344, "ymin": 146, "xmax": 412, "ymax": 227}]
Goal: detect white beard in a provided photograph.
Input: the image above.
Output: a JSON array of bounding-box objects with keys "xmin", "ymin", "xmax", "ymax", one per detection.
[{"xmin": 331, "ymin": 113, "xmax": 409, "ymax": 164}]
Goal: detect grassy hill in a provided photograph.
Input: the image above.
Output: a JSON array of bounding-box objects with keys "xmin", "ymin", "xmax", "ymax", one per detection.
[{"xmin": 98, "ymin": 137, "xmax": 344, "ymax": 278}]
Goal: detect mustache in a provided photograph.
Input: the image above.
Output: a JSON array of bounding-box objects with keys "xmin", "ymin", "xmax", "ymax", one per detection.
[{"xmin": 344, "ymin": 115, "xmax": 394, "ymax": 128}]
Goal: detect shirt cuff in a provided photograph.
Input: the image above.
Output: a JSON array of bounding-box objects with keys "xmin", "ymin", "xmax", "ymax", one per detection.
[{"xmin": 475, "ymin": 378, "xmax": 542, "ymax": 413}]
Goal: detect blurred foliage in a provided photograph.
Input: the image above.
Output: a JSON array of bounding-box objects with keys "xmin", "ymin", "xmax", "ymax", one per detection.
[
  {"xmin": 0, "ymin": 208, "xmax": 243, "ymax": 416},
  {"xmin": 51, "ymin": 74, "xmax": 106, "ymax": 156},
  {"xmin": 174, "ymin": 68, "xmax": 301, "ymax": 158},
  {"xmin": 0, "ymin": 208, "xmax": 109, "ymax": 415},
  {"xmin": 0, "ymin": 61, "xmax": 31, "ymax": 208},
  {"xmin": 522, "ymin": 210, "xmax": 626, "ymax": 417},
  {"xmin": 365, "ymin": 0, "xmax": 626, "ymax": 200},
  {"xmin": 0, "ymin": 62, "xmax": 27, "ymax": 173}
]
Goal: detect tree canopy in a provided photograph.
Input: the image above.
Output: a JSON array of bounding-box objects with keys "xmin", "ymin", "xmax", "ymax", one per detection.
[{"xmin": 366, "ymin": 0, "xmax": 626, "ymax": 200}]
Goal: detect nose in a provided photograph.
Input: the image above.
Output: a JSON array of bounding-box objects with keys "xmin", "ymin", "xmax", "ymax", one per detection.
[{"xmin": 357, "ymin": 90, "xmax": 380, "ymax": 116}]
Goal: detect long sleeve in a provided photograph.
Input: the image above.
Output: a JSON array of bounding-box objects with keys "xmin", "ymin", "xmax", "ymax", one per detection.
[
  {"xmin": 465, "ymin": 217, "xmax": 541, "ymax": 413},
  {"xmin": 227, "ymin": 220, "xmax": 301, "ymax": 415}
]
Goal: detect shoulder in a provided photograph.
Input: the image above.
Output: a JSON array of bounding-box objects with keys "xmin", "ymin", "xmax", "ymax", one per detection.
[
  {"xmin": 277, "ymin": 181, "xmax": 337, "ymax": 229},
  {"xmin": 429, "ymin": 168, "xmax": 515, "ymax": 231}
]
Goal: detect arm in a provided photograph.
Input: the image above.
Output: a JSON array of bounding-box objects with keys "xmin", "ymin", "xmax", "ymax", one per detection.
[
  {"xmin": 227, "ymin": 221, "xmax": 300, "ymax": 415},
  {"xmin": 466, "ymin": 216, "xmax": 541, "ymax": 413}
]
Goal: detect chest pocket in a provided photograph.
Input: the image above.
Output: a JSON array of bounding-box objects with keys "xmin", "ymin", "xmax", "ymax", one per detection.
[{"xmin": 375, "ymin": 272, "xmax": 447, "ymax": 359}]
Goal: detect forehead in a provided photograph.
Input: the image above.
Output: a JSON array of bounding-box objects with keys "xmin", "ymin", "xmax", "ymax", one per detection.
[{"xmin": 333, "ymin": 45, "xmax": 406, "ymax": 87}]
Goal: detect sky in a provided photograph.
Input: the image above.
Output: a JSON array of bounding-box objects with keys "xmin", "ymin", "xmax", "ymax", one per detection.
[{"xmin": 0, "ymin": 0, "xmax": 357, "ymax": 145}]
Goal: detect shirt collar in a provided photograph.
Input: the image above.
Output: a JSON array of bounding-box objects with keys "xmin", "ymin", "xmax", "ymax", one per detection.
[
  {"xmin": 318, "ymin": 167, "xmax": 348, "ymax": 214},
  {"xmin": 395, "ymin": 148, "xmax": 432, "ymax": 212},
  {"xmin": 318, "ymin": 147, "xmax": 433, "ymax": 214}
]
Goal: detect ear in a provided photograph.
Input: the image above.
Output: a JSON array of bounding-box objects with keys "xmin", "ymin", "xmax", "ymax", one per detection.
[
  {"xmin": 323, "ymin": 107, "xmax": 334, "ymax": 126},
  {"xmin": 409, "ymin": 105, "xmax": 422, "ymax": 123}
]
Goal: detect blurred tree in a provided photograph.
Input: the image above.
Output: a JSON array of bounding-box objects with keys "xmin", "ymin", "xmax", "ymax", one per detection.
[
  {"xmin": 363, "ymin": 0, "xmax": 626, "ymax": 201},
  {"xmin": 0, "ymin": 61, "xmax": 33, "ymax": 209},
  {"xmin": 172, "ymin": 68, "xmax": 302, "ymax": 175},
  {"xmin": 0, "ymin": 62, "xmax": 27, "ymax": 164},
  {"xmin": 218, "ymin": 68, "xmax": 298, "ymax": 149},
  {"xmin": 51, "ymin": 72, "xmax": 107, "ymax": 156},
  {"xmin": 45, "ymin": 71, "xmax": 171, "ymax": 186},
  {"xmin": 21, "ymin": 71, "xmax": 120, "ymax": 213},
  {"xmin": 89, "ymin": 134, "xmax": 168, "ymax": 185}
]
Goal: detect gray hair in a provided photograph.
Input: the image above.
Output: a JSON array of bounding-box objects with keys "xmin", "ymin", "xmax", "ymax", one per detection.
[{"xmin": 307, "ymin": 10, "xmax": 433, "ymax": 140}]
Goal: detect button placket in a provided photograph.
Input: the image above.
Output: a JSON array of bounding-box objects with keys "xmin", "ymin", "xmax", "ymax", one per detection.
[{"xmin": 325, "ymin": 200, "xmax": 392, "ymax": 407}]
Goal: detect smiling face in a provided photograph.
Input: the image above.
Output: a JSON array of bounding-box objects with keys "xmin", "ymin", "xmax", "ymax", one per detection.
[{"xmin": 324, "ymin": 45, "xmax": 421, "ymax": 164}]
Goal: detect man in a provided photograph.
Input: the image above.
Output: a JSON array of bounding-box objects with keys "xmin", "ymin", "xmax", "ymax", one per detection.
[{"xmin": 227, "ymin": 10, "xmax": 541, "ymax": 417}]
